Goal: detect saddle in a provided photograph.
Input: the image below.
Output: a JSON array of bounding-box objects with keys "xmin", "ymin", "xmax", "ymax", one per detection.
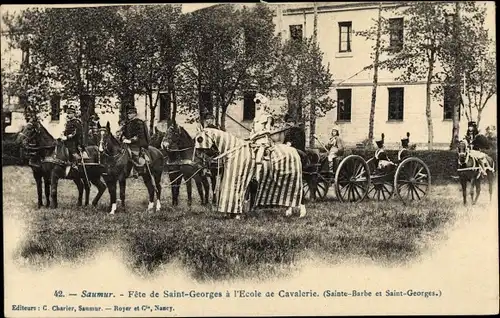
[{"xmin": 129, "ymin": 147, "xmax": 151, "ymax": 168}]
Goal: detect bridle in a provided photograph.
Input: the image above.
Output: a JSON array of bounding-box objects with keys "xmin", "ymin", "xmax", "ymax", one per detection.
[{"xmin": 99, "ymin": 129, "xmax": 125, "ymax": 159}]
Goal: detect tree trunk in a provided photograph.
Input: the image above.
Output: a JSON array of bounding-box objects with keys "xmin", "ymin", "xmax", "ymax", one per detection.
[
  {"xmin": 425, "ymin": 60, "xmax": 435, "ymax": 150},
  {"xmin": 309, "ymin": 2, "xmax": 319, "ymax": 148},
  {"xmin": 148, "ymin": 91, "xmax": 155, "ymax": 132},
  {"xmin": 450, "ymin": 1, "xmax": 461, "ymax": 150},
  {"xmin": 220, "ymin": 106, "xmax": 226, "ymax": 131},
  {"xmin": 80, "ymin": 94, "xmax": 95, "ymax": 146},
  {"xmin": 368, "ymin": 2, "xmax": 382, "ymax": 146},
  {"xmin": 476, "ymin": 111, "xmax": 482, "ymax": 128}
]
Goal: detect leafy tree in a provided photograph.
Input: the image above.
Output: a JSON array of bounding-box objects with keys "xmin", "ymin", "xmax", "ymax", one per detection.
[
  {"xmin": 272, "ymin": 37, "xmax": 335, "ymax": 134},
  {"xmin": 109, "ymin": 5, "xmax": 182, "ymax": 128},
  {"xmin": 2, "ymin": 9, "xmax": 53, "ymax": 120},
  {"xmin": 436, "ymin": 2, "xmax": 496, "ymax": 133},
  {"xmin": 3, "ymin": 7, "xmax": 118, "ymax": 142},
  {"xmin": 177, "ymin": 4, "xmax": 278, "ymax": 130},
  {"xmin": 379, "ymin": 2, "xmax": 455, "ymax": 150}
]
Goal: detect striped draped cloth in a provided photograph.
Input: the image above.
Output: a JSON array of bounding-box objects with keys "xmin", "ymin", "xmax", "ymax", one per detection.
[{"xmin": 194, "ymin": 128, "xmax": 303, "ymax": 214}]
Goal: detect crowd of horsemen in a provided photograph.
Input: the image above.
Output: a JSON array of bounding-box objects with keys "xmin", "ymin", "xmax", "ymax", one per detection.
[{"xmin": 26, "ymin": 93, "xmax": 494, "ymax": 182}]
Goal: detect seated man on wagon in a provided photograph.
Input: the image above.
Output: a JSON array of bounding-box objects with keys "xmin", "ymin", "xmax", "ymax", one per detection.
[
  {"xmin": 120, "ymin": 107, "xmax": 150, "ymax": 178},
  {"xmin": 374, "ymin": 133, "xmax": 395, "ymax": 174},
  {"xmin": 464, "ymin": 121, "xmax": 494, "ymax": 176},
  {"xmin": 398, "ymin": 132, "xmax": 411, "ymax": 162},
  {"xmin": 250, "ymin": 93, "xmax": 275, "ymax": 163},
  {"xmin": 326, "ymin": 126, "xmax": 345, "ymax": 172}
]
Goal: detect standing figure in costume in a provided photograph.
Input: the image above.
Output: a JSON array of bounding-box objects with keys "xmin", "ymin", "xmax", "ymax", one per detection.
[
  {"xmin": 374, "ymin": 133, "xmax": 394, "ymax": 173},
  {"xmin": 326, "ymin": 127, "xmax": 345, "ymax": 172},
  {"xmin": 120, "ymin": 108, "xmax": 150, "ymax": 178},
  {"xmin": 283, "ymin": 113, "xmax": 306, "ymax": 151},
  {"xmin": 204, "ymin": 113, "xmax": 219, "ymax": 130},
  {"xmin": 61, "ymin": 105, "xmax": 88, "ymax": 172},
  {"xmin": 398, "ymin": 132, "xmax": 410, "ymax": 162},
  {"xmin": 250, "ymin": 93, "xmax": 274, "ymax": 162},
  {"xmin": 464, "ymin": 121, "xmax": 494, "ymax": 176},
  {"xmin": 88, "ymin": 113, "xmax": 101, "ymax": 146}
]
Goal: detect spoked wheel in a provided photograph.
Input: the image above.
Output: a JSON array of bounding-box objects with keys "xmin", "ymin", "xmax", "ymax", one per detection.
[
  {"xmin": 303, "ymin": 176, "xmax": 330, "ymax": 201},
  {"xmin": 368, "ymin": 177, "xmax": 394, "ymax": 201},
  {"xmin": 394, "ymin": 157, "xmax": 431, "ymax": 204},
  {"xmin": 335, "ymin": 155, "xmax": 371, "ymax": 203}
]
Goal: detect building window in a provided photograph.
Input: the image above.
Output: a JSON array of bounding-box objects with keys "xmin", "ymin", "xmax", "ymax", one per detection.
[
  {"xmin": 159, "ymin": 92, "xmax": 170, "ymax": 121},
  {"xmin": 443, "ymin": 86, "xmax": 460, "ymax": 120},
  {"xmin": 243, "ymin": 91, "xmax": 256, "ymax": 121},
  {"xmin": 289, "ymin": 24, "xmax": 303, "ymax": 41},
  {"xmin": 336, "ymin": 89, "xmax": 352, "ymax": 121},
  {"xmin": 444, "ymin": 13, "xmax": 456, "ymax": 36},
  {"xmin": 338, "ymin": 21, "xmax": 352, "ymax": 52},
  {"xmin": 50, "ymin": 95, "xmax": 61, "ymax": 121},
  {"xmin": 389, "ymin": 18, "xmax": 404, "ymax": 51},
  {"xmin": 388, "ymin": 87, "xmax": 404, "ymax": 121}
]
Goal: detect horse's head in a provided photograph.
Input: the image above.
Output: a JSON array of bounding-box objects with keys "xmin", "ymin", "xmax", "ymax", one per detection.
[
  {"xmin": 16, "ymin": 121, "xmax": 40, "ymax": 146},
  {"xmin": 98, "ymin": 121, "xmax": 122, "ymax": 155},
  {"xmin": 150, "ymin": 126, "xmax": 166, "ymax": 149},
  {"xmin": 457, "ymin": 140, "xmax": 469, "ymax": 166},
  {"xmin": 194, "ymin": 127, "xmax": 217, "ymax": 153}
]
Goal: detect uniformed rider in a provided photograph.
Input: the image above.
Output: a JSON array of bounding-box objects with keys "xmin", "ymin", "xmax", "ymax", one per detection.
[
  {"xmin": 61, "ymin": 106, "xmax": 88, "ymax": 171},
  {"xmin": 250, "ymin": 93, "xmax": 274, "ymax": 162},
  {"xmin": 464, "ymin": 121, "xmax": 494, "ymax": 176},
  {"xmin": 326, "ymin": 127, "xmax": 345, "ymax": 172},
  {"xmin": 120, "ymin": 107, "xmax": 150, "ymax": 178}
]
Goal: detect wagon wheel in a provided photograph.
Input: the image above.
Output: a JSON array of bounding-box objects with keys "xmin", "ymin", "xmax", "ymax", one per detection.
[
  {"xmin": 365, "ymin": 158, "xmax": 394, "ymax": 200},
  {"xmin": 335, "ymin": 155, "xmax": 371, "ymax": 203},
  {"xmin": 303, "ymin": 174, "xmax": 330, "ymax": 201},
  {"xmin": 394, "ymin": 157, "xmax": 431, "ymax": 204}
]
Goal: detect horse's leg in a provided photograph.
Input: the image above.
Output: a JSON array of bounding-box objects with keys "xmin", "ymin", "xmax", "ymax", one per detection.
[
  {"xmin": 73, "ymin": 177, "xmax": 84, "ymax": 207},
  {"xmin": 201, "ymin": 176, "xmax": 210, "ymax": 205},
  {"xmin": 168, "ymin": 171, "xmax": 178, "ymax": 206},
  {"xmin": 473, "ymin": 179, "xmax": 481, "ymax": 205},
  {"xmin": 91, "ymin": 177, "xmax": 107, "ymax": 208},
  {"xmin": 82, "ymin": 175, "xmax": 91, "ymax": 206},
  {"xmin": 194, "ymin": 176, "xmax": 205, "ymax": 206},
  {"xmin": 210, "ymin": 174, "xmax": 217, "ymax": 205},
  {"xmin": 50, "ymin": 172, "xmax": 59, "ymax": 209},
  {"xmin": 34, "ymin": 170, "xmax": 43, "ymax": 209},
  {"xmin": 469, "ymin": 180, "xmax": 475, "ymax": 204},
  {"xmin": 142, "ymin": 174, "xmax": 155, "ymax": 213},
  {"xmin": 460, "ymin": 179, "xmax": 467, "ymax": 205},
  {"xmin": 44, "ymin": 174, "xmax": 51, "ymax": 208},
  {"xmin": 119, "ymin": 176, "xmax": 127, "ymax": 210},
  {"xmin": 153, "ymin": 171, "xmax": 162, "ymax": 212},
  {"xmin": 186, "ymin": 178, "xmax": 193, "ymax": 206},
  {"xmin": 105, "ymin": 178, "xmax": 118, "ymax": 214}
]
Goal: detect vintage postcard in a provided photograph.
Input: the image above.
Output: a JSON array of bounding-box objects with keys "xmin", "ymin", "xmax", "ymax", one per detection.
[{"xmin": 2, "ymin": 2, "xmax": 498, "ymax": 317}]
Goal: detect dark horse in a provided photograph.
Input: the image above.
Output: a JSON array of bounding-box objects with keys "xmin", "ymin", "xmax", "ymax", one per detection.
[
  {"xmin": 456, "ymin": 140, "xmax": 495, "ymax": 205},
  {"xmin": 16, "ymin": 121, "xmax": 107, "ymax": 209},
  {"xmin": 98, "ymin": 122, "xmax": 164, "ymax": 214},
  {"xmin": 153, "ymin": 122, "xmax": 217, "ymax": 206}
]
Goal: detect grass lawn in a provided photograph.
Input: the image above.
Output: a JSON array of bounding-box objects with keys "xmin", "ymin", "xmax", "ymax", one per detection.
[{"xmin": 3, "ymin": 165, "xmax": 474, "ymax": 282}]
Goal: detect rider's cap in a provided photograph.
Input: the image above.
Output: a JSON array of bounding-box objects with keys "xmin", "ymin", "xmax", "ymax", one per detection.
[
  {"xmin": 375, "ymin": 133, "xmax": 385, "ymax": 147},
  {"xmin": 127, "ymin": 107, "xmax": 138, "ymax": 115}
]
